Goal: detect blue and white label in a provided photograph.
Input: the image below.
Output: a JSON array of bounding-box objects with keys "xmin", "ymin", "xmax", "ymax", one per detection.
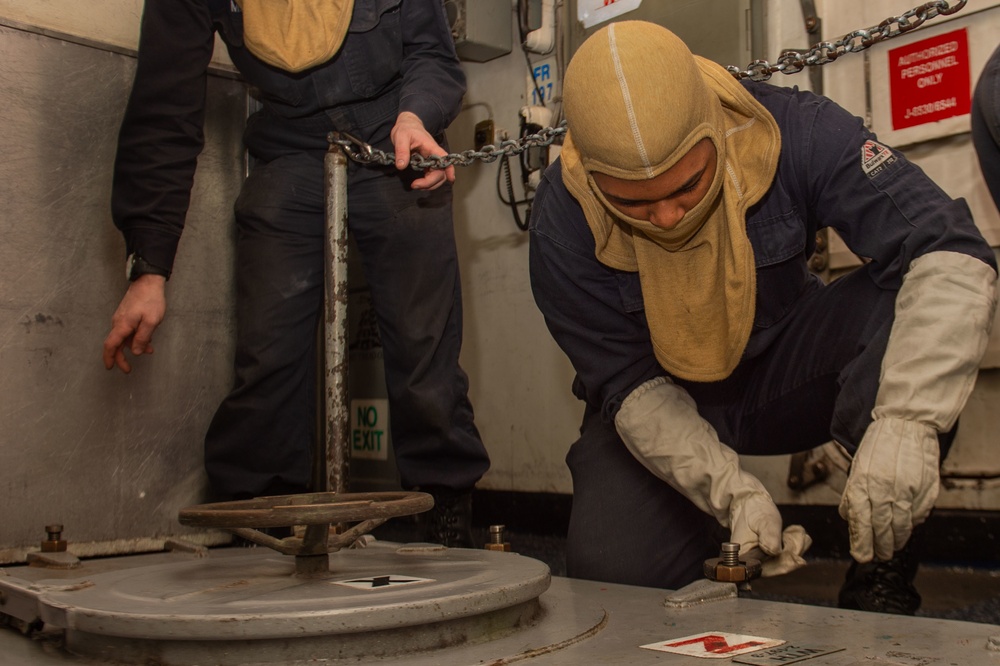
[{"xmin": 527, "ymin": 57, "xmax": 559, "ymax": 106}]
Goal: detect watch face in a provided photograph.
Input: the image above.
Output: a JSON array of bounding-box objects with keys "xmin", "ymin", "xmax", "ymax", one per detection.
[{"xmin": 126, "ymin": 253, "xmax": 136, "ymax": 281}]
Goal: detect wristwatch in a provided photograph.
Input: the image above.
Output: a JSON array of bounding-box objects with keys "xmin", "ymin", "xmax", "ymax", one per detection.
[{"xmin": 126, "ymin": 253, "xmax": 170, "ymax": 282}]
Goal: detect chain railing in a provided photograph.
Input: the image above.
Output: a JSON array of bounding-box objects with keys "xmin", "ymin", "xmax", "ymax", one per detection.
[
  {"xmin": 330, "ymin": 125, "xmax": 568, "ymax": 171},
  {"xmin": 726, "ymin": 0, "xmax": 967, "ymax": 81},
  {"xmin": 330, "ymin": 0, "xmax": 967, "ymax": 170}
]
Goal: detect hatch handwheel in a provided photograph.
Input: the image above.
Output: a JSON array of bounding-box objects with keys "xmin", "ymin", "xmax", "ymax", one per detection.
[{"xmin": 179, "ymin": 491, "xmax": 433, "ymax": 576}]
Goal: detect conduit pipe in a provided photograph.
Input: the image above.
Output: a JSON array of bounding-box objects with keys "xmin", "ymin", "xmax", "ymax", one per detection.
[{"xmin": 524, "ymin": 0, "xmax": 555, "ymax": 54}]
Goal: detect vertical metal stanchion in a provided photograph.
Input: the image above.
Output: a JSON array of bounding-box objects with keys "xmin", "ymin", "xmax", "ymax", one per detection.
[{"xmin": 323, "ymin": 142, "xmax": 350, "ymax": 494}]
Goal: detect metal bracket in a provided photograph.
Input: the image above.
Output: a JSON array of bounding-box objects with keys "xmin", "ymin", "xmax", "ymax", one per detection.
[{"xmin": 800, "ymin": 0, "xmax": 823, "ymax": 94}]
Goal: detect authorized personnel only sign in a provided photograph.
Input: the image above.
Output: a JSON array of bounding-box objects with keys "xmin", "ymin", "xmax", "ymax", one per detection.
[{"xmin": 888, "ymin": 28, "xmax": 970, "ymax": 130}]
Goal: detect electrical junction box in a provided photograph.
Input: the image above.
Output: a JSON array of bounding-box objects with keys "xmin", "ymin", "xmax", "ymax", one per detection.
[
  {"xmin": 444, "ymin": 0, "xmax": 513, "ymax": 63},
  {"xmin": 567, "ymin": 0, "xmax": 758, "ymax": 70}
]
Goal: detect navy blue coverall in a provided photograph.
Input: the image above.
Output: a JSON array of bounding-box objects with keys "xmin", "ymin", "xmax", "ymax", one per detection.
[
  {"xmin": 112, "ymin": 0, "xmax": 490, "ymax": 499},
  {"xmin": 529, "ymin": 81, "xmax": 995, "ymax": 589}
]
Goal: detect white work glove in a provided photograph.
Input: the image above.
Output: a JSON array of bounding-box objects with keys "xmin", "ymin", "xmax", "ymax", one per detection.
[
  {"xmin": 746, "ymin": 525, "xmax": 813, "ymax": 578},
  {"xmin": 839, "ymin": 251, "xmax": 998, "ymax": 563},
  {"xmin": 616, "ymin": 377, "xmax": 801, "ymax": 566},
  {"xmin": 840, "ymin": 418, "xmax": 939, "ymax": 562}
]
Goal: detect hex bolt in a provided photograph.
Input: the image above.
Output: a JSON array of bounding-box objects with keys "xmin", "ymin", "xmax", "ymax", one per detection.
[
  {"xmin": 40, "ymin": 524, "xmax": 67, "ymax": 553},
  {"xmin": 703, "ymin": 541, "xmax": 762, "ymax": 583},
  {"xmin": 484, "ymin": 524, "xmax": 511, "ymax": 552},
  {"xmin": 721, "ymin": 542, "xmax": 740, "ymax": 566}
]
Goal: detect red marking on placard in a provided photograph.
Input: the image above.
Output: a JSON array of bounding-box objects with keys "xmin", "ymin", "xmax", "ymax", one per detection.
[{"xmin": 666, "ymin": 634, "xmax": 765, "ymax": 654}]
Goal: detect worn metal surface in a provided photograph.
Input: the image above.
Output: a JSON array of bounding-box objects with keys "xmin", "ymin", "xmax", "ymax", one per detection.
[
  {"xmin": 323, "ymin": 146, "xmax": 351, "ymax": 494},
  {"xmin": 0, "ymin": 545, "xmax": 997, "ymax": 665},
  {"xmin": 0, "ymin": 544, "xmax": 554, "ymax": 664},
  {"xmin": 0, "ymin": 24, "xmax": 246, "ymax": 562}
]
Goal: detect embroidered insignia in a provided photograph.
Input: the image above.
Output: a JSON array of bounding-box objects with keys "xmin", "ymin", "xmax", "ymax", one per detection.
[{"xmin": 861, "ymin": 139, "xmax": 897, "ymax": 178}]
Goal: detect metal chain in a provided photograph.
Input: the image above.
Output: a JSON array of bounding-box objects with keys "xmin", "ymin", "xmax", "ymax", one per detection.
[
  {"xmin": 727, "ymin": 0, "xmax": 967, "ymax": 81},
  {"xmin": 330, "ymin": 124, "xmax": 568, "ymax": 171},
  {"xmin": 332, "ymin": 0, "xmax": 966, "ymax": 169}
]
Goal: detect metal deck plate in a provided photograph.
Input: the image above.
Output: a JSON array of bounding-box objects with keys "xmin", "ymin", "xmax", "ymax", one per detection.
[
  {"xmin": 33, "ymin": 544, "xmax": 549, "ymax": 639},
  {"xmin": 2, "ymin": 545, "xmax": 998, "ymax": 665},
  {"xmin": 1, "ymin": 543, "xmax": 556, "ymax": 664}
]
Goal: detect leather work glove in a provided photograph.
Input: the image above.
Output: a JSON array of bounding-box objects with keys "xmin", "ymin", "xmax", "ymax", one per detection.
[
  {"xmin": 615, "ymin": 377, "xmax": 795, "ymax": 563},
  {"xmin": 745, "ymin": 525, "xmax": 813, "ymax": 578},
  {"xmin": 838, "ymin": 251, "xmax": 997, "ymax": 563},
  {"xmin": 839, "ymin": 418, "xmax": 939, "ymax": 562},
  {"xmin": 729, "ymin": 491, "xmax": 784, "ymax": 561}
]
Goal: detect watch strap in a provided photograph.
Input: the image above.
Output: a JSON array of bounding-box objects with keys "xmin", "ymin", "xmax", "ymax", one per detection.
[{"xmin": 126, "ymin": 253, "xmax": 171, "ymax": 281}]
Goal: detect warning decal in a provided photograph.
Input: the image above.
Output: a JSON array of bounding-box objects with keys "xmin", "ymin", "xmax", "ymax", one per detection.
[
  {"xmin": 332, "ymin": 574, "xmax": 433, "ymax": 591},
  {"xmin": 861, "ymin": 140, "xmax": 898, "ymax": 178},
  {"xmin": 888, "ymin": 28, "xmax": 970, "ymax": 131},
  {"xmin": 640, "ymin": 631, "xmax": 784, "ymax": 658}
]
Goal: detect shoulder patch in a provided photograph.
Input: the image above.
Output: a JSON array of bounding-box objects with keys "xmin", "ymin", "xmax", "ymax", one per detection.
[{"xmin": 861, "ymin": 140, "xmax": 897, "ymax": 178}]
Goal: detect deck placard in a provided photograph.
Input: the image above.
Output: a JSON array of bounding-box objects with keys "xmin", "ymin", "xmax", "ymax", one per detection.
[{"xmin": 640, "ymin": 632, "xmax": 784, "ymax": 658}]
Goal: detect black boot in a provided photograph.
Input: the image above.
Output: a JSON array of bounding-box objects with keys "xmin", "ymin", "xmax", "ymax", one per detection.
[
  {"xmin": 421, "ymin": 486, "xmax": 475, "ymax": 548},
  {"xmin": 837, "ymin": 541, "xmax": 921, "ymax": 615}
]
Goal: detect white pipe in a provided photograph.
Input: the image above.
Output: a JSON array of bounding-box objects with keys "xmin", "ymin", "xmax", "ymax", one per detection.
[
  {"xmin": 520, "ymin": 105, "xmax": 553, "ymax": 128},
  {"xmin": 524, "ymin": 0, "xmax": 555, "ymax": 54}
]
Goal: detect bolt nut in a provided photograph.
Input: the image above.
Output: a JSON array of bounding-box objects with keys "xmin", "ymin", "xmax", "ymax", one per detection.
[
  {"xmin": 703, "ymin": 556, "xmax": 762, "ymax": 582},
  {"xmin": 484, "ymin": 524, "xmax": 512, "ymax": 552},
  {"xmin": 703, "ymin": 542, "xmax": 762, "ymax": 582},
  {"xmin": 41, "ymin": 524, "xmax": 67, "ymax": 553}
]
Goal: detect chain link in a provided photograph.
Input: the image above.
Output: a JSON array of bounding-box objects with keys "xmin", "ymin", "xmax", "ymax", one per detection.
[
  {"xmin": 332, "ymin": 0, "xmax": 966, "ymax": 169},
  {"xmin": 727, "ymin": 0, "xmax": 966, "ymax": 81},
  {"xmin": 330, "ymin": 124, "xmax": 569, "ymax": 171}
]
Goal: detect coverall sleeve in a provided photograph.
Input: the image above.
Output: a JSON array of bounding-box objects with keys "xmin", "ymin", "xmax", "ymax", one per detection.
[
  {"xmin": 782, "ymin": 91, "xmax": 996, "ymax": 283},
  {"xmin": 397, "ymin": 0, "xmax": 466, "ymax": 136},
  {"xmin": 529, "ymin": 163, "xmax": 666, "ymax": 422},
  {"xmin": 111, "ymin": 0, "xmax": 217, "ymax": 274}
]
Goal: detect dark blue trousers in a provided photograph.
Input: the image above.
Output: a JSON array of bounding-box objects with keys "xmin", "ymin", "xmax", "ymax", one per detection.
[
  {"xmin": 204, "ymin": 128, "xmax": 489, "ymax": 499},
  {"xmin": 565, "ymin": 265, "xmax": 902, "ymax": 589},
  {"xmin": 973, "ymin": 43, "xmax": 1000, "ymax": 211}
]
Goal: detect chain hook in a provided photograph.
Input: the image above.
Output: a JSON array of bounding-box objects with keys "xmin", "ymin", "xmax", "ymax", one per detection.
[{"xmin": 328, "ymin": 131, "xmax": 374, "ymax": 162}]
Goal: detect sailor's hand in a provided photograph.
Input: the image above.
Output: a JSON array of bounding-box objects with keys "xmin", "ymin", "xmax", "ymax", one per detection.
[
  {"xmin": 729, "ymin": 490, "xmax": 783, "ymax": 559},
  {"xmin": 103, "ymin": 274, "xmax": 167, "ymax": 373},
  {"xmin": 839, "ymin": 417, "xmax": 940, "ymax": 562},
  {"xmin": 390, "ymin": 111, "xmax": 455, "ymax": 190}
]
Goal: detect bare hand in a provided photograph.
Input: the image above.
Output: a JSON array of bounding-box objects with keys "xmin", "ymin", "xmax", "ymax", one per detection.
[
  {"xmin": 390, "ymin": 111, "xmax": 455, "ymax": 190},
  {"xmin": 102, "ymin": 274, "xmax": 167, "ymax": 373}
]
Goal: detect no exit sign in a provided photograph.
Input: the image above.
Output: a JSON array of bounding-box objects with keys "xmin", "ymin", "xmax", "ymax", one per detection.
[{"xmin": 888, "ymin": 28, "xmax": 970, "ymax": 130}]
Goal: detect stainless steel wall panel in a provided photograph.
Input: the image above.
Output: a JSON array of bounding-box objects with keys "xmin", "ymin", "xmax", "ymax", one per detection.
[{"xmin": 0, "ymin": 24, "xmax": 246, "ymax": 562}]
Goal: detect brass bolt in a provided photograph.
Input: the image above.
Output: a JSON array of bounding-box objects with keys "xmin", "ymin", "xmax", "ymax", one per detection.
[
  {"xmin": 703, "ymin": 542, "xmax": 761, "ymax": 582},
  {"xmin": 484, "ymin": 524, "xmax": 511, "ymax": 552},
  {"xmin": 40, "ymin": 524, "xmax": 67, "ymax": 553}
]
